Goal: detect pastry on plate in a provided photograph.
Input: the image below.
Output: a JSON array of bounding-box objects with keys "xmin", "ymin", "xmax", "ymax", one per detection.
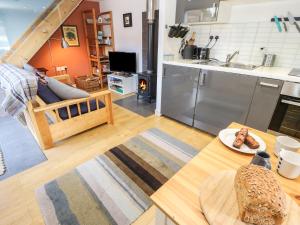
[
  {"xmin": 234, "ymin": 128, "xmax": 260, "ymax": 149},
  {"xmin": 233, "ymin": 128, "xmax": 248, "ymax": 148}
]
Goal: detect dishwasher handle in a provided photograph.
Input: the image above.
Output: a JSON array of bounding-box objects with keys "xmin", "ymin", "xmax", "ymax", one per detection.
[
  {"xmin": 281, "ymin": 99, "xmax": 300, "ymax": 107},
  {"xmin": 199, "ymin": 70, "xmax": 207, "ymax": 86},
  {"xmin": 259, "ymin": 82, "xmax": 279, "ymax": 88}
]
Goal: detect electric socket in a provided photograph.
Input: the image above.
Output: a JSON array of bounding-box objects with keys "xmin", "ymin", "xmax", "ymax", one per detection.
[{"xmin": 56, "ymin": 66, "xmax": 67, "ymax": 72}]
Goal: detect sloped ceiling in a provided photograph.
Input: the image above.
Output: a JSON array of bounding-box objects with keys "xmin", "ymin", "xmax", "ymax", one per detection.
[{"xmin": 1, "ymin": 0, "xmax": 84, "ymax": 66}]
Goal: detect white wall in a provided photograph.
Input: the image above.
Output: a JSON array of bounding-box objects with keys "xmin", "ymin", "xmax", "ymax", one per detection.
[
  {"xmin": 99, "ymin": 0, "xmax": 158, "ymax": 73},
  {"xmin": 229, "ymin": 0, "xmax": 300, "ymax": 23}
]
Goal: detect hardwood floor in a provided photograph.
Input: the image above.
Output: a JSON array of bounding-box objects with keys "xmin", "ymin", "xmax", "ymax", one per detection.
[{"xmin": 0, "ymin": 93, "xmax": 214, "ymax": 225}]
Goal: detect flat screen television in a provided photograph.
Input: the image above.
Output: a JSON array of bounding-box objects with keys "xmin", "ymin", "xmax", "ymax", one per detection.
[{"xmin": 109, "ymin": 51, "xmax": 137, "ymax": 73}]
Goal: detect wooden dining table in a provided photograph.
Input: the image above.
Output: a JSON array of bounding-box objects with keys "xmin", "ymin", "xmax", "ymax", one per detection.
[{"xmin": 150, "ymin": 122, "xmax": 300, "ymax": 225}]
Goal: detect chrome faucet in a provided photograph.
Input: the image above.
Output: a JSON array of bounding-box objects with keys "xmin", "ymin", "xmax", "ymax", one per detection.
[{"xmin": 226, "ymin": 51, "xmax": 240, "ymax": 64}]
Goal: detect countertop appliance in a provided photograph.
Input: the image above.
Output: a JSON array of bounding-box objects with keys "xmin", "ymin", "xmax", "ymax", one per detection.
[
  {"xmin": 269, "ymin": 82, "xmax": 300, "ymax": 139},
  {"xmin": 262, "ymin": 54, "xmax": 276, "ymax": 67},
  {"xmin": 198, "ymin": 47, "xmax": 210, "ymax": 60},
  {"xmin": 181, "ymin": 45, "xmax": 197, "ymax": 59}
]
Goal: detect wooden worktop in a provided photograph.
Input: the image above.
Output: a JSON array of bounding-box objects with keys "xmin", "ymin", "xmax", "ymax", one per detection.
[{"xmin": 150, "ymin": 123, "xmax": 300, "ymax": 225}]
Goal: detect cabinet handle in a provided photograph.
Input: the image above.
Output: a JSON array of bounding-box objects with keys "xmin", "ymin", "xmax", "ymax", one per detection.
[
  {"xmin": 163, "ymin": 67, "xmax": 166, "ymax": 78},
  {"xmin": 259, "ymin": 82, "xmax": 279, "ymax": 88},
  {"xmin": 281, "ymin": 99, "xmax": 300, "ymax": 107},
  {"xmin": 199, "ymin": 71, "xmax": 206, "ymax": 86}
]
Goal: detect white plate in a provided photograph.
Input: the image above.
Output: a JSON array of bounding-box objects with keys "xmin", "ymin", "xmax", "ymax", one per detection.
[{"xmin": 218, "ymin": 128, "xmax": 266, "ymax": 154}]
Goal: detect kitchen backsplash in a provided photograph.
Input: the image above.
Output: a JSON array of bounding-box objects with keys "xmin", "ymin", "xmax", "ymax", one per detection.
[{"xmin": 165, "ymin": 21, "xmax": 300, "ymax": 68}]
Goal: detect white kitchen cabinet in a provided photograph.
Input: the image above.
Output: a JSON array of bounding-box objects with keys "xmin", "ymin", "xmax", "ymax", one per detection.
[{"xmin": 176, "ymin": 0, "xmax": 232, "ymax": 25}]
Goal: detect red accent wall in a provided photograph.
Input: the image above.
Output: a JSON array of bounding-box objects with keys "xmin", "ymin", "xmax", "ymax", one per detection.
[{"xmin": 29, "ymin": 0, "xmax": 100, "ymax": 78}]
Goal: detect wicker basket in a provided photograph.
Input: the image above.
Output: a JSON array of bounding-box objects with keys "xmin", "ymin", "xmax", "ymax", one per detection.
[{"xmin": 75, "ymin": 76, "xmax": 100, "ymax": 92}]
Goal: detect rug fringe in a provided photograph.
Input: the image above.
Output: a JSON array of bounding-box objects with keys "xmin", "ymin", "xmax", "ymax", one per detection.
[{"xmin": 0, "ymin": 148, "xmax": 6, "ymax": 176}]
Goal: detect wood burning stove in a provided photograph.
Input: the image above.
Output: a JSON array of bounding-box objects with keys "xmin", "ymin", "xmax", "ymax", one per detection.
[
  {"xmin": 137, "ymin": 72, "xmax": 156, "ymax": 103},
  {"xmin": 137, "ymin": 0, "xmax": 157, "ymax": 103}
]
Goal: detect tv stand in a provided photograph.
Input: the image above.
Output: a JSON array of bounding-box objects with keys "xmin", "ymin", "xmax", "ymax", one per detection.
[
  {"xmin": 107, "ymin": 73, "xmax": 137, "ymax": 95},
  {"xmin": 112, "ymin": 72, "xmax": 132, "ymax": 77}
]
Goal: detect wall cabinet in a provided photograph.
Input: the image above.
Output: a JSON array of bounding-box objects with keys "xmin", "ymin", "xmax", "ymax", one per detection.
[
  {"xmin": 161, "ymin": 64, "xmax": 283, "ymax": 135},
  {"xmin": 246, "ymin": 78, "xmax": 283, "ymax": 131},
  {"xmin": 175, "ymin": 0, "xmax": 220, "ymax": 24}
]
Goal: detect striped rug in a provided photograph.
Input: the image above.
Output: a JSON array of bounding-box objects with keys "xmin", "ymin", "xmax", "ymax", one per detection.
[{"xmin": 36, "ymin": 128, "xmax": 199, "ymax": 225}]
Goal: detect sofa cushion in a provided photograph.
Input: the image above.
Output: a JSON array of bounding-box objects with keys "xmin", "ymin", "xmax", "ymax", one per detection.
[
  {"xmin": 37, "ymin": 82, "xmax": 105, "ymax": 121},
  {"xmin": 23, "ymin": 63, "xmax": 37, "ymax": 73},
  {"xmin": 46, "ymin": 77, "xmax": 89, "ymax": 100},
  {"xmin": 58, "ymin": 100, "xmax": 105, "ymax": 120},
  {"xmin": 37, "ymin": 82, "xmax": 61, "ymax": 104}
]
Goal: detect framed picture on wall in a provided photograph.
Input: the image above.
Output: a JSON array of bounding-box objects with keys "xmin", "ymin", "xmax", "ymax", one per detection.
[
  {"xmin": 61, "ymin": 25, "xmax": 80, "ymax": 47},
  {"xmin": 123, "ymin": 13, "xmax": 132, "ymax": 27}
]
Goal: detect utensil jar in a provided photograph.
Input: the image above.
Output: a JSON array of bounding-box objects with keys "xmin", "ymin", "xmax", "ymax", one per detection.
[{"xmin": 262, "ymin": 54, "xmax": 276, "ymax": 67}]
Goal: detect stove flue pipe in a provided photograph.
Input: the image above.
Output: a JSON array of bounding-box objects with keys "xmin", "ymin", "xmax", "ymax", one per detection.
[
  {"xmin": 146, "ymin": 0, "xmax": 155, "ymax": 73},
  {"xmin": 147, "ymin": 0, "xmax": 155, "ymax": 23}
]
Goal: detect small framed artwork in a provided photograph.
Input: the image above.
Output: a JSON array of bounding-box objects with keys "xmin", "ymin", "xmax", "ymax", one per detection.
[
  {"xmin": 61, "ymin": 25, "xmax": 80, "ymax": 47},
  {"xmin": 123, "ymin": 13, "xmax": 132, "ymax": 27}
]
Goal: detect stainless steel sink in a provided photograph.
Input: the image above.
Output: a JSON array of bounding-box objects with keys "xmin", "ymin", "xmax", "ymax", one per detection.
[
  {"xmin": 220, "ymin": 63, "xmax": 259, "ymax": 70},
  {"xmin": 192, "ymin": 60, "xmax": 221, "ymax": 66},
  {"xmin": 192, "ymin": 61, "xmax": 259, "ymax": 70}
]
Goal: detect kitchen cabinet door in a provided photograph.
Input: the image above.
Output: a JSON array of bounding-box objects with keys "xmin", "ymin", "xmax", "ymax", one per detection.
[
  {"xmin": 246, "ymin": 78, "xmax": 283, "ymax": 131},
  {"xmin": 194, "ymin": 70, "xmax": 257, "ymax": 135},
  {"xmin": 161, "ymin": 64, "xmax": 200, "ymax": 126},
  {"xmin": 176, "ymin": 0, "xmax": 220, "ymax": 24}
]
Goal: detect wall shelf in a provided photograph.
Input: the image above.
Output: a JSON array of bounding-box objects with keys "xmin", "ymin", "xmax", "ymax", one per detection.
[
  {"xmin": 82, "ymin": 9, "xmax": 115, "ymax": 88},
  {"xmin": 107, "ymin": 74, "xmax": 137, "ymax": 95}
]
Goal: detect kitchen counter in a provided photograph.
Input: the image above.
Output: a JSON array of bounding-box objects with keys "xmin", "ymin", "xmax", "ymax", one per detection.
[
  {"xmin": 151, "ymin": 122, "xmax": 300, "ymax": 225},
  {"xmin": 163, "ymin": 60, "xmax": 300, "ymax": 83}
]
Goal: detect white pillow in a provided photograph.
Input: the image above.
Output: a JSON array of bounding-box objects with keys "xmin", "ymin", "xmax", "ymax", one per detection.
[
  {"xmin": 46, "ymin": 77, "xmax": 89, "ymax": 100},
  {"xmin": 23, "ymin": 63, "xmax": 37, "ymax": 73}
]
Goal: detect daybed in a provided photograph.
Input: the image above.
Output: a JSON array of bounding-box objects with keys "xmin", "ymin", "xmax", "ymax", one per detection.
[{"xmin": 25, "ymin": 75, "xmax": 113, "ymax": 150}]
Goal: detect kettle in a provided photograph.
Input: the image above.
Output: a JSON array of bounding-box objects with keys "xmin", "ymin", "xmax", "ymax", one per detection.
[{"xmin": 181, "ymin": 45, "xmax": 197, "ymax": 59}]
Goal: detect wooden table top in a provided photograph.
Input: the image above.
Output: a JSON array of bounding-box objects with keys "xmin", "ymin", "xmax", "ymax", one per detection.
[{"xmin": 150, "ymin": 123, "xmax": 300, "ymax": 225}]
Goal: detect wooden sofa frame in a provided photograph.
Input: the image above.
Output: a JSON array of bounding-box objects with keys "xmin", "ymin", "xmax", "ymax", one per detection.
[{"xmin": 25, "ymin": 76, "xmax": 113, "ymax": 150}]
